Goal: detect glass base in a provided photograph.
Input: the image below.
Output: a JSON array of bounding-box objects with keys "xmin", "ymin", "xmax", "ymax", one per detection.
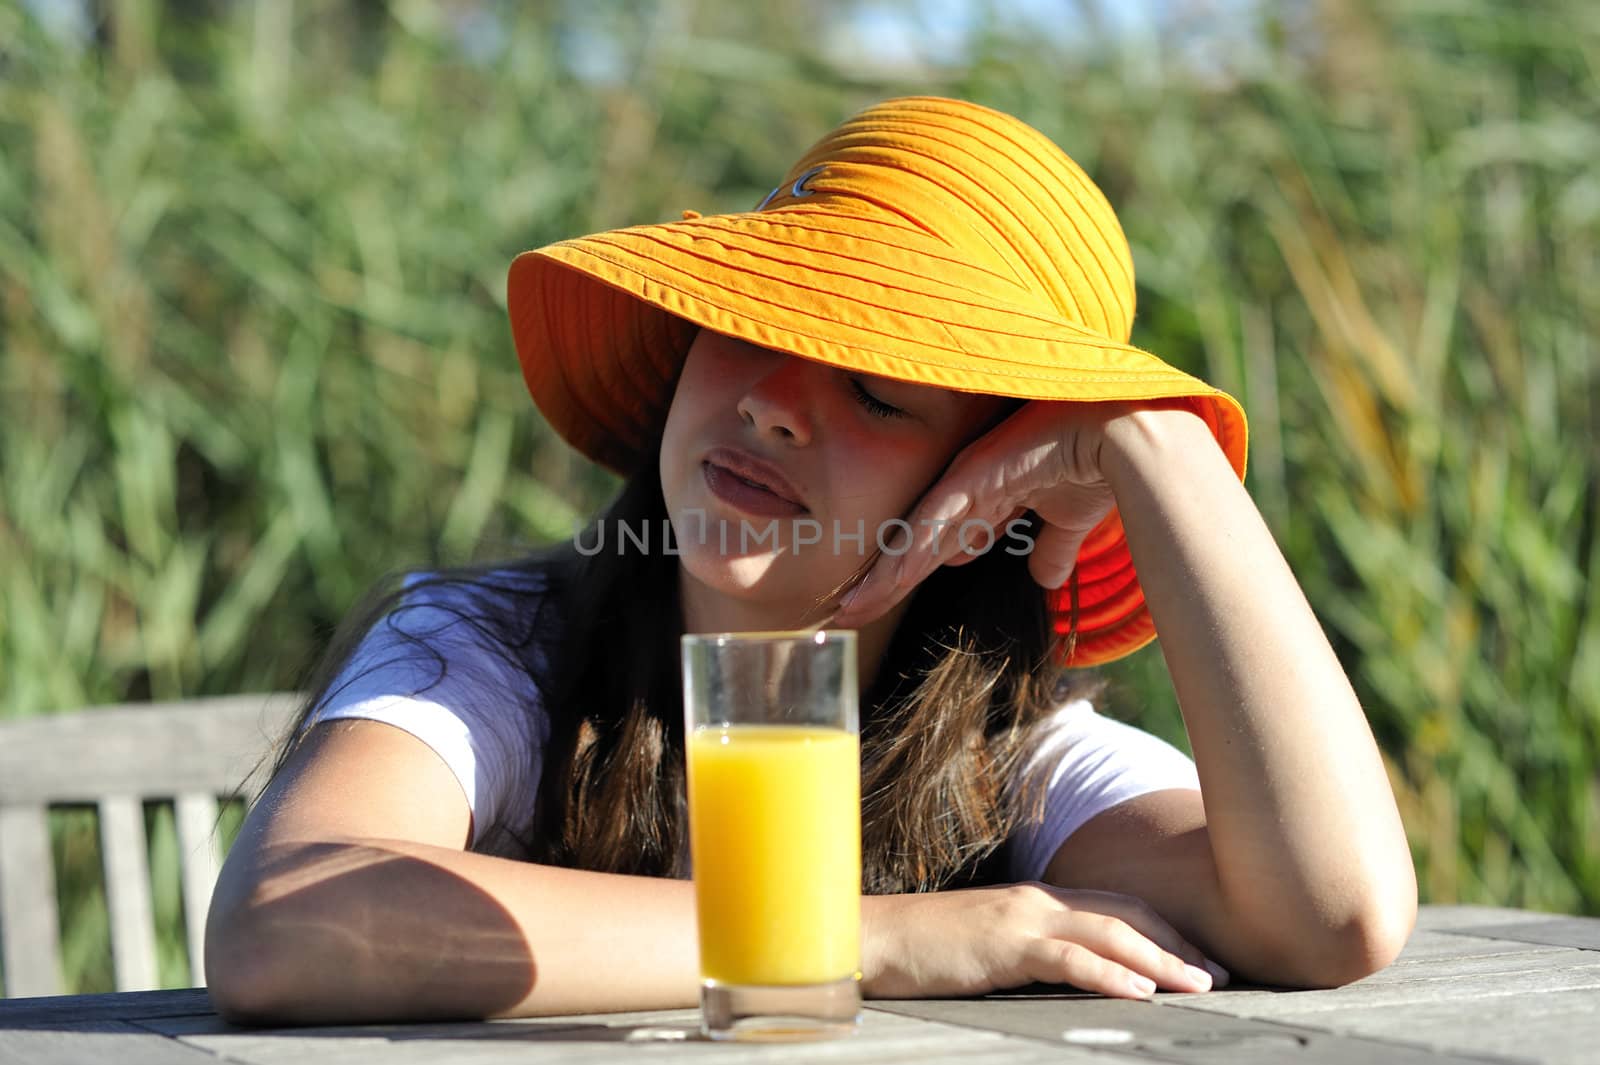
[{"xmin": 700, "ymin": 975, "xmax": 861, "ymax": 1042}]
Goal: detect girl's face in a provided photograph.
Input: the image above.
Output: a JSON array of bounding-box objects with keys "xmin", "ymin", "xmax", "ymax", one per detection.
[{"xmin": 659, "ymin": 329, "xmax": 1012, "ymax": 627}]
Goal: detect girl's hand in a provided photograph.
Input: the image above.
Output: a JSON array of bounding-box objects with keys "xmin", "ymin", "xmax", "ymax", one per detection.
[
  {"xmin": 862, "ymin": 881, "xmax": 1228, "ymax": 999},
  {"xmin": 832, "ymin": 400, "xmax": 1178, "ymax": 629}
]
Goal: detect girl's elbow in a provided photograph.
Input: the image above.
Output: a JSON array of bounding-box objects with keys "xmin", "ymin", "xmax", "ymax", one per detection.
[
  {"xmin": 1301, "ymin": 919, "xmax": 1412, "ymax": 988},
  {"xmin": 1346, "ymin": 887, "xmax": 1418, "ymax": 981},
  {"xmin": 1242, "ymin": 875, "xmax": 1417, "ymax": 989},
  {"xmin": 1301, "ymin": 885, "xmax": 1419, "ymax": 988},
  {"xmin": 204, "ymin": 879, "xmax": 326, "ymax": 1027},
  {"xmin": 208, "ymin": 977, "xmax": 282, "ymax": 1029},
  {"xmin": 205, "ymin": 911, "xmax": 292, "ymax": 1026}
]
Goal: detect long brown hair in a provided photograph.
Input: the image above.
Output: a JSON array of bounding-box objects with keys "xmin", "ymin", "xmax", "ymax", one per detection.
[{"xmin": 262, "ymin": 453, "xmax": 1097, "ymax": 895}]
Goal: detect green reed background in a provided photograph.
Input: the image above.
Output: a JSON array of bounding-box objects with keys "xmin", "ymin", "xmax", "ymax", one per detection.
[{"xmin": 1, "ymin": 0, "xmax": 1595, "ymax": 993}]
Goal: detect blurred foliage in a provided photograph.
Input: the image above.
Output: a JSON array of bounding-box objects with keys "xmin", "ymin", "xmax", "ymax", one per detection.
[{"xmin": 0, "ymin": 0, "xmax": 1595, "ymax": 993}]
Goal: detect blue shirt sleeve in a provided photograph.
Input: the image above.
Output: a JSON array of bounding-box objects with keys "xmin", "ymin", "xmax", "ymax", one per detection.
[{"xmin": 303, "ymin": 573, "xmax": 549, "ymax": 855}]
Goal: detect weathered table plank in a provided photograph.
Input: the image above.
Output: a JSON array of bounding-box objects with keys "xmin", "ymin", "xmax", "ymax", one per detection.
[
  {"xmin": 154, "ymin": 1007, "xmax": 1118, "ymax": 1064},
  {"xmin": 1380, "ymin": 929, "xmax": 1570, "ymax": 965},
  {"xmin": 1, "ymin": 905, "xmax": 1595, "ymax": 1064},
  {"xmin": 1443, "ymin": 917, "xmax": 1600, "ymax": 952},
  {"xmin": 1412, "ymin": 906, "xmax": 1563, "ymax": 932},
  {"xmin": 1153, "ymin": 911, "xmax": 1600, "ymax": 1065},
  {"xmin": 1357, "ymin": 946, "xmax": 1595, "ymax": 985},
  {"xmin": 1175, "ymin": 952, "xmax": 1600, "ymax": 1019},
  {"xmin": 1200, "ymin": 987, "xmax": 1599, "ymax": 1065},
  {"xmin": 0, "ymin": 988, "xmax": 215, "ymax": 1027},
  {"xmin": 874, "ymin": 995, "xmax": 1524, "ymax": 1064},
  {"xmin": 0, "ymin": 1020, "xmax": 226, "ymax": 1065}
]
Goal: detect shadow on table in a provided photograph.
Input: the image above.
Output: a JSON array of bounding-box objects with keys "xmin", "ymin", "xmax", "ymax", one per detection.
[
  {"xmin": 386, "ymin": 1021, "xmax": 704, "ymax": 1044},
  {"xmin": 149, "ymin": 1013, "xmax": 708, "ymax": 1043}
]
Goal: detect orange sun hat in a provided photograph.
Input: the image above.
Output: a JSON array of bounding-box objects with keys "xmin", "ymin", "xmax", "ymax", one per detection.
[{"xmin": 506, "ymin": 96, "xmax": 1248, "ymax": 667}]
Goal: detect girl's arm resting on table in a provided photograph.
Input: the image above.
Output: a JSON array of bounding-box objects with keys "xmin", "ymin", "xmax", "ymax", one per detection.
[
  {"xmin": 830, "ymin": 402, "xmax": 1416, "ymax": 990},
  {"xmin": 209, "ymin": 720, "xmax": 1225, "ymax": 1024},
  {"xmin": 1062, "ymin": 408, "xmax": 1417, "ymax": 988},
  {"xmin": 205, "ymin": 720, "xmax": 702, "ymax": 1025}
]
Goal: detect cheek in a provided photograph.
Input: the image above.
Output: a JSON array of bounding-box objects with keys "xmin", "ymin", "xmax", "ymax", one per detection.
[
  {"xmin": 659, "ymin": 397, "xmax": 689, "ymax": 482},
  {"xmin": 661, "ymin": 355, "xmax": 718, "ymax": 451},
  {"xmin": 659, "ymin": 393, "xmax": 706, "ymax": 507},
  {"xmin": 665, "ymin": 346, "xmax": 746, "ymax": 436},
  {"xmin": 837, "ymin": 437, "xmax": 949, "ymax": 521}
]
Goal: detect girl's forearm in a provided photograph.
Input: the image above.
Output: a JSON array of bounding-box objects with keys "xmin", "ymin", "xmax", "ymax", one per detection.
[
  {"xmin": 207, "ymin": 837, "xmax": 702, "ymax": 1024},
  {"xmin": 1100, "ymin": 409, "xmax": 1416, "ymax": 975},
  {"xmin": 209, "ymin": 840, "xmax": 945, "ymax": 1024}
]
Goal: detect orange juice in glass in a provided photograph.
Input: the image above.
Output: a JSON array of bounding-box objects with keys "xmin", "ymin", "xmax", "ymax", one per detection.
[{"xmin": 681, "ymin": 631, "xmax": 861, "ymax": 1041}]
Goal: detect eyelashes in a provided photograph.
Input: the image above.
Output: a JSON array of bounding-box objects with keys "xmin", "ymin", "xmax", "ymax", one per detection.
[{"xmin": 849, "ymin": 377, "xmax": 909, "ymax": 420}]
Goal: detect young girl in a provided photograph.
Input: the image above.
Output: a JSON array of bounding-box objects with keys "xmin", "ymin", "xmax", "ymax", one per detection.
[{"xmin": 205, "ymin": 96, "xmax": 1416, "ymax": 1025}]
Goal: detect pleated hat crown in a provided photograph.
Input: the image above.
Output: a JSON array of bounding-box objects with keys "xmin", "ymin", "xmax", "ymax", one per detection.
[
  {"xmin": 756, "ymin": 99, "xmax": 1138, "ymax": 345},
  {"xmin": 507, "ymin": 96, "xmax": 1248, "ymax": 666}
]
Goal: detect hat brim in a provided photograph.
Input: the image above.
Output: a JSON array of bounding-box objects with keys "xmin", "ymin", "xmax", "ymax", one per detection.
[{"xmin": 507, "ymin": 205, "xmax": 1248, "ymax": 667}]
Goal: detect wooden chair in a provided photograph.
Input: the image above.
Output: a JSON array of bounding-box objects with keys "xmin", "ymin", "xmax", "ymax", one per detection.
[{"xmin": 0, "ymin": 693, "xmax": 302, "ymax": 997}]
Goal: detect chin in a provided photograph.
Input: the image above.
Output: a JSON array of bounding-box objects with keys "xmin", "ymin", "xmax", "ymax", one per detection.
[
  {"xmin": 677, "ymin": 545, "xmax": 841, "ymax": 617},
  {"xmin": 677, "ymin": 542, "xmax": 783, "ymax": 593}
]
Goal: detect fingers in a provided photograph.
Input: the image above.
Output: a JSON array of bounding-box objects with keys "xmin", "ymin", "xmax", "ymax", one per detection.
[
  {"xmin": 1020, "ymin": 937, "xmax": 1154, "ymax": 999},
  {"xmin": 1026, "ymin": 483, "xmax": 1115, "ymax": 590},
  {"xmin": 829, "ymin": 408, "xmax": 1117, "ymax": 628},
  {"xmin": 1018, "ymin": 885, "xmax": 1230, "ymax": 998},
  {"xmin": 1025, "ymin": 523, "xmax": 1087, "ymax": 591},
  {"xmin": 830, "ymin": 491, "xmax": 986, "ymax": 628},
  {"xmin": 832, "ymin": 470, "xmax": 1036, "ymax": 625},
  {"xmin": 834, "ymin": 415, "xmax": 1046, "ymax": 626},
  {"xmin": 1023, "ymin": 935, "xmax": 1217, "ymax": 1001},
  {"xmin": 1070, "ymin": 889, "xmax": 1228, "ymax": 992}
]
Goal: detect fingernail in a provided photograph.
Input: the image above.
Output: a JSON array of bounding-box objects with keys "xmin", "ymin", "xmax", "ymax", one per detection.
[
  {"xmin": 1182, "ymin": 964, "xmax": 1213, "ymax": 990},
  {"xmin": 838, "ymin": 582, "xmax": 862, "ymax": 611},
  {"xmin": 833, "ymin": 578, "xmax": 873, "ymax": 627},
  {"xmin": 1128, "ymin": 975, "xmax": 1156, "ymax": 998},
  {"xmin": 847, "ymin": 564, "xmax": 878, "ymax": 601},
  {"xmin": 1204, "ymin": 959, "xmax": 1230, "ymax": 987}
]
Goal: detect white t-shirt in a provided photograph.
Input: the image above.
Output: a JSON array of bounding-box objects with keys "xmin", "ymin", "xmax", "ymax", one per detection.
[{"xmin": 307, "ymin": 573, "xmax": 1201, "ymax": 880}]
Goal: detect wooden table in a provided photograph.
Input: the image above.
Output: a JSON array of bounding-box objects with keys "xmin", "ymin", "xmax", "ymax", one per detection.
[{"xmin": 2, "ymin": 905, "xmax": 1596, "ymax": 1064}]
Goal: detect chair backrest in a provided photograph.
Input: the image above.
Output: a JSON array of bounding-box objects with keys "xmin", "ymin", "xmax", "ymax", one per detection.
[{"xmin": 0, "ymin": 693, "xmax": 302, "ymax": 997}]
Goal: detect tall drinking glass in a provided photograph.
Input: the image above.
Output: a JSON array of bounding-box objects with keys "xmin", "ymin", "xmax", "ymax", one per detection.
[{"xmin": 681, "ymin": 630, "xmax": 861, "ymax": 1042}]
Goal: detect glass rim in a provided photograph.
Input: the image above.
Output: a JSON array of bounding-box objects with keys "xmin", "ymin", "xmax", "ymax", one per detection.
[
  {"xmin": 681, "ymin": 629, "xmax": 859, "ymax": 647},
  {"xmin": 688, "ymin": 720, "xmax": 855, "ymax": 731}
]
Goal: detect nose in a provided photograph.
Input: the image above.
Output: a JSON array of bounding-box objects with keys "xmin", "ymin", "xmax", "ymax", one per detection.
[{"xmin": 737, "ymin": 355, "xmax": 815, "ymax": 446}]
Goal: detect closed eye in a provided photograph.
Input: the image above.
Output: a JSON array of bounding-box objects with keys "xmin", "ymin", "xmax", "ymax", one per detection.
[{"xmin": 849, "ymin": 378, "xmax": 909, "ymax": 420}]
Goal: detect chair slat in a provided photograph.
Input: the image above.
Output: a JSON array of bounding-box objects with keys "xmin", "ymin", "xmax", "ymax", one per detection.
[
  {"xmin": 0, "ymin": 694, "xmax": 303, "ymax": 805},
  {"xmin": 0, "ymin": 804, "xmax": 62, "ymax": 997},
  {"xmin": 174, "ymin": 793, "xmax": 221, "ymax": 987},
  {"xmin": 99, "ymin": 796, "xmax": 158, "ymax": 992},
  {"xmin": 0, "ymin": 693, "xmax": 301, "ymax": 998}
]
